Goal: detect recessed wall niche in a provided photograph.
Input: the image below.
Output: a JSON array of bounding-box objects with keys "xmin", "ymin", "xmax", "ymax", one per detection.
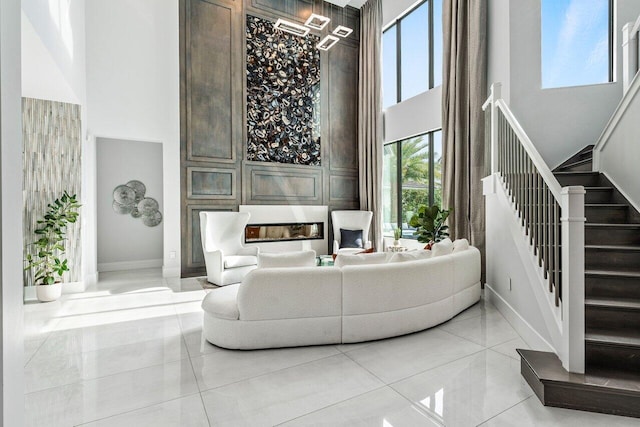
[{"xmin": 246, "ymin": 14, "xmax": 321, "ymax": 165}]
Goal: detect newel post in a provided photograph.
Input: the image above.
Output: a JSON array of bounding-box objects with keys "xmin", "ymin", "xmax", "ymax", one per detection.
[
  {"xmin": 622, "ymin": 22, "xmax": 638, "ymax": 94},
  {"xmin": 489, "ymin": 82, "xmax": 502, "ymax": 174},
  {"xmin": 560, "ymin": 186, "xmax": 585, "ymax": 373}
]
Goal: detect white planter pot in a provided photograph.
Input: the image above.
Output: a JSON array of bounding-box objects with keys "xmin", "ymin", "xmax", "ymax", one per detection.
[{"xmin": 36, "ymin": 283, "xmax": 62, "ymax": 302}]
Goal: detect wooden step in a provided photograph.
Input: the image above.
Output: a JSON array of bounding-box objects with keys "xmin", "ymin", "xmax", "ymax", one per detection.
[
  {"xmin": 585, "ymin": 223, "xmax": 640, "ymax": 245},
  {"xmin": 586, "ymin": 270, "xmax": 640, "ymax": 300},
  {"xmin": 555, "ymin": 158, "xmax": 593, "ymax": 173},
  {"xmin": 586, "ymin": 296, "xmax": 640, "ymax": 332},
  {"xmin": 585, "ymin": 244, "xmax": 640, "ymax": 272},
  {"xmin": 584, "ymin": 187, "xmax": 614, "ymax": 204},
  {"xmin": 584, "ymin": 204, "xmax": 628, "ymax": 223},
  {"xmin": 586, "ymin": 330, "xmax": 640, "ymax": 371},
  {"xmin": 554, "ymin": 145, "xmax": 594, "ymax": 171},
  {"xmin": 554, "ymin": 171, "xmax": 601, "ymax": 187},
  {"xmin": 518, "ymin": 349, "xmax": 640, "ymax": 418}
]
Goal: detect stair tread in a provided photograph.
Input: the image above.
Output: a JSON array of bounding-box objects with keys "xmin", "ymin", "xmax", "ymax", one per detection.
[
  {"xmin": 585, "ymin": 244, "xmax": 640, "ymax": 251},
  {"xmin": 586, "ymin": 330, "xmax": 640, "ymax": 347},
  {"xmin": 519, "ymin": 349, "xmax": 640, "ymax": 393},
  {"xmin": 586, "ymin": 297, "xmax": 640, "ymax": 310},
  {"xmin": 585, "ymin": 203, "xmax": 628, "ymax": 208},
  {"xmin": 586, "ymin": 269, "xmax": 640, "ymax": 278},
  {"xmin": 584, "ymin": 186, "xmax": 613, "ymax": 191},
  {"xmin": 554, "ymin": 171, "xmax": 599, "ymax": 175},
  {"xmin": 586, "ymin": 223, "xmax": 640, "ymax": 228}
]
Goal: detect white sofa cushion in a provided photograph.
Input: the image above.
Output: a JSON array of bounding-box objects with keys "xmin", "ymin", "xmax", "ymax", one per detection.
[
  {"xmin": 224, "ymin": 255, "xmax": 258, "ymax": 269},
  {"xmin": 201, "ymin": 284, "xmax": 240, "ymax": 320},
  {"xmin": 258, "ymin": 250, "xmax": 316, "ymax": 268},
  {"xmin": 453, "ymin": 238, "xmax": 470, "ymax": 252},
  {"xmin": 452, "ymin": 247, "xmax": 482, "ymax": 293},
  {"xmin": 341, "ymin": 256, "xmax": 453, "ymax": 316},
  {"xmin": 334, "ymin": 252, "xmax": 390, "ymax": 268},
  {"xmin": 388, "ymin": 250, "xmax": 432, "ymax": 263},
  {"xmin": 431, "ymin": 238, "xmax": 454, "ymax": 257},
  {"xmin": 238, "ymin": 267, "xmax": 342, "ymax": 320}
]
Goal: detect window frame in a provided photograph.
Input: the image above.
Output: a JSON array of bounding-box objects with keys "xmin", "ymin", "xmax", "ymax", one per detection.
[
  {"xmin": 383, "ymin": 0, "xmax": 437, "ymax": 107},
  {"xmin": 383, "ymin": 128, "xmax": 441, "ymax": 237}
]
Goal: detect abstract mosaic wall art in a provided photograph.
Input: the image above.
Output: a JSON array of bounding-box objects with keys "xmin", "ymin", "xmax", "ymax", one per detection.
[
  {"xmin": 22, "ymin": 98, "xmax": 82, "ymax": 287},
  {"xmin": 246, "ymin": 14, "xmax": 321, "ymax": 166},
  {"xmin": 113, "ymin": 180, "xmax": 163, "ymax": 227}
]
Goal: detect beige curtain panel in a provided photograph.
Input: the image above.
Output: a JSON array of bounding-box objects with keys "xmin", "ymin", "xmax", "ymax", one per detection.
[
  {"xmin": 358, "ymin": 0, "xmax": 383, "ymax": 251},
  {"xmin": 442, "ymin": 0, "xmax": 488, "ymax": 278}
]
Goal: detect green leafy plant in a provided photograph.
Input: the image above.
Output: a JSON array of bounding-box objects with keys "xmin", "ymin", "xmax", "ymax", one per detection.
[
  {"xmin": 409, "ymin": 205, "xmax": 452, "ymax": 244},
  {"xmin": 25, "ymin": 192, "xmax": 81, "ymax": 285},
  {"xmin": 393, "ymin": 227, "xmax": 402, "ymax": 241}
]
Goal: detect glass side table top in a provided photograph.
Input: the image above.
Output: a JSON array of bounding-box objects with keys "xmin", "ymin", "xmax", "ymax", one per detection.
[{"xmin": 316, "ymin": 255, "xmax": 334, "ymax": 266}]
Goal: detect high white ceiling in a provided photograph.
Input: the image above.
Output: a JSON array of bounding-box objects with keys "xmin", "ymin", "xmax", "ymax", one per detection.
[{"xmin": 325, "ymin": 0, "xmax": 368, "ymax": 9}]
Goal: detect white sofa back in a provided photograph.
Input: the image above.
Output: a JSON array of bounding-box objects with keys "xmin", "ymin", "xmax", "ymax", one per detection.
[{"xmin": 238, "ymin": 267, "xmax": 342, "ymax": 321}]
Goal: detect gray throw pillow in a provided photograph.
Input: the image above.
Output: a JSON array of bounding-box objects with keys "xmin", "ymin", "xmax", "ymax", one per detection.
[{"xmin": 340, "ymin": 228, "xmax": 363, "ymax": 249}]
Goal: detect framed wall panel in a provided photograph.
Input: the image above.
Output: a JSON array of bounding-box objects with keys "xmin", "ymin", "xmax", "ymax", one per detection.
[
  {"xmin": 329, "ymin": 173, "xmax": 358, "ymax": 202},
  {"xmin": 186, "ymin": 0, "xmax": 241, "ymax": 163},
  {"xmin": 329, "ymin": 42, "xmax": 359, "ymax": 172},
  {"xmin": 243, "ymin": 162, "xmax": 322, "ymax": 204},
  {"xmin": 187, "ymin": 166, "xmax": 236, "ymax": 200}
]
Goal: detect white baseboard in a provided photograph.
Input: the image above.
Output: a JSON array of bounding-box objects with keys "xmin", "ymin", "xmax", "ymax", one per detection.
[
  {"xmin": 162, "ymin": 266, "xmax": 180, "ymax": 278},
  {"xmin": 485, "ymin": 284, "xmax": 555, "ymax": 353},
  {"xmin": 98, "ymin": 259, "xmax": 163, "ymax": 272}
]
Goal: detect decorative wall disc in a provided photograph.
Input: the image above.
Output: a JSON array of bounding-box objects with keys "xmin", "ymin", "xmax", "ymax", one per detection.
[
  {"xmin": 142, "ymin": 211, "xmax": 163, "ymax": 227},
  {"xmin": 113, "ymin": 185, "xmax": 136, "ymax": 205},
  {"xmin": 112, "ymin": 200, "xmax": 134, "ymax": 215},
  {"xmin": 138, "ymin": 197, "xmax": 159, "ymax": 216},
  {"xmin": 130, "ymin": 206, "xmax": 142, "ymax": 218},
  {"xmin": 126, "ymin": 180, "xmax": 146, "ymax": 202}
]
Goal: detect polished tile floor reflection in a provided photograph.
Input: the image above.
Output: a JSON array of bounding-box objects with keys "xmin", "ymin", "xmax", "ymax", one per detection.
[{"xmin": 24, "ymin": 269, "xmax": 639, "ymax": 426}]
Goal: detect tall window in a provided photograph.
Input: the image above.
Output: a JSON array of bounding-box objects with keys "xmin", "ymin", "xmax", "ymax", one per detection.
[
  {"xmin": 383, "ymin": 0, "xmax": 443, "ymax": 109},
  {"xmin": 541, "ymin": 0, "xmax": 613, "ymax": 89},
  {"xmin": 383, "ymin": 130, "xmax": 442, "ymax": 237}
]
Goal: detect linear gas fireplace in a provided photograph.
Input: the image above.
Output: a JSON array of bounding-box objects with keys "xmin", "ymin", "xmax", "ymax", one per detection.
[
  {"xmin": 245, "ymin": 222, "xmax": 323, "ymax": 244},
  {"xmin": 240, "ymin": 205, "xmax": 329, "ymax": 254}
]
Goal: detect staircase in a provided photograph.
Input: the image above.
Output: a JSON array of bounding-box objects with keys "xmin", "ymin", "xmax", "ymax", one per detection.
[{"xmin": 518, "ymin": 145, "xmax": 640, "ymax": 418}]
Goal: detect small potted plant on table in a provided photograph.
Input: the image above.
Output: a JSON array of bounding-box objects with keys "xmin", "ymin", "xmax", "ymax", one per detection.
[
  {"xmin": 25, "ymin": 191, "xmax": 81, "ymax": 302},
  {"xmin": 409, "ymin": 205, "xmax": 451, "ymax": 249}
]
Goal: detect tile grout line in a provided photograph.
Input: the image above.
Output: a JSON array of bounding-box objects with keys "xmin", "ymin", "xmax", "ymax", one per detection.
[
  {"xmin": 272, "ymin": 384, "xmax": 390, "ymax": 426},
  {"xmin": 184, "ymin": 343, "xmax": 213, "ymax": 427},
  {"xmin": 194, "ymin": 350, "xmax": 345, "ymax": 394},
  {"xmin": 70, "ymin": 392, "xmax": 205, "ymax": 426},
  {"xmin": 474, "ymin": 395, "xmax": 535, "ymax": 426}
]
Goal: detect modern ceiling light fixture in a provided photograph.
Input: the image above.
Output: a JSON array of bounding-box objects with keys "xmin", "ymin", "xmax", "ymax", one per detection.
[
  {"xmin": 317, "ymin": 35, "xmax": 340, "ymax": 51},
  {"xmin": 274, "ymin": 18, "xmax": 311, "ymax": 37},
  {"xmin": 332, "ymin": 25, "xmax": 353, "ymax": 38},
  {"xmin": 305, "ymin": 13, "xmax": 331, "ymax": 31}
]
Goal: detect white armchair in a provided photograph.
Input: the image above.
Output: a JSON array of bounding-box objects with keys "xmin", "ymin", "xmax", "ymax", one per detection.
[
  {"xmin": 199, "ymin": 211, "xmax": 259, "ymax": 286},
  {"xmin": 331, "ymin": 210, "xmax": 373, "ymax": 255}
]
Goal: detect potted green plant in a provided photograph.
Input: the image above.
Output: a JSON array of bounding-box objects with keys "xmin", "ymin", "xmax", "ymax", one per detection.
[
  {"xmin": 409, "ymin": 205, "xmax": 452, "ymax": 249},
  {"xmin": 24, "ymin": 191, "xmax": 81, "ymax": 302},
  {"xmin": 393, "ymin": 227, "xmax": 402, "ymax": 246}
]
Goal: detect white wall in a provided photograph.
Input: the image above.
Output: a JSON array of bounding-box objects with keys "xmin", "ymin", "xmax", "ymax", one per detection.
[
  {"xmin": 97, "ymin": 138, "xmax": 164, "ymax": 270},
  {"xmin": 21, "ymin": 0, "xmax": 86, "ymax": 105},
  {"xmin": 382, "ymin": 0, "xmax": 442, "ymax": 143},
  {"xmin": 489, "ymin": 0, "xmax": 640, "ymax": 168},
  {"xmin": 85, "ymin": 0, "xmax": 180, "ymax": 277},
  {"xmin": 21, "ymin": 0, "xmax": 90, "ymax": 286},
  {"xmin": 1, "ymin": 0, "xmax": 25, "ymax": 422},
  {"xmin": 597, "ymin": 75, "xmax": 640, "ymax": 210}
]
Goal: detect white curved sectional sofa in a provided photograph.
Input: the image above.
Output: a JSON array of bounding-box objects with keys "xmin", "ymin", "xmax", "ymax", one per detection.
[{"xmin": 201, "ymin": 246, "xmax": 481, "ymax": 350}]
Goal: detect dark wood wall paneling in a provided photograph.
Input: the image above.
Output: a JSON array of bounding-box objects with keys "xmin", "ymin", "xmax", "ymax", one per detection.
[{"xmin": 180, "ymin": 0, "xmax": 360, "ymax": 276}]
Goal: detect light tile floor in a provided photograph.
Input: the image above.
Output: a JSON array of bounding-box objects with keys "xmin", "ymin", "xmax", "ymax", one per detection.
[{"xmin": 23, "ymin": 269, "xmax": 639, "ymax": 426}]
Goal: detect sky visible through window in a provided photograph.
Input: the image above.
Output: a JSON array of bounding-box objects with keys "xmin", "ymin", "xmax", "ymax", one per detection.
[
  {"xmin": 542, "ymin": 0, "xmax": 610, "ymax": 88},
  {"xmin": 383, "ymin": 0, "xmax": 443, "ymax": 109}
]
